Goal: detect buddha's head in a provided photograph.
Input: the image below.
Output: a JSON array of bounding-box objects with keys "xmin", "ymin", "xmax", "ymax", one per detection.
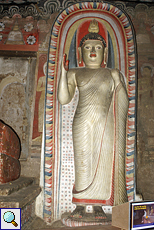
[{"xmin": 78, "ymin": 20, "xmax": 108, "ymax": 68}]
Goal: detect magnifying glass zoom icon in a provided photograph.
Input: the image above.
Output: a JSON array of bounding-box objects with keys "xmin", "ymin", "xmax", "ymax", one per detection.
[{"xmin": 3, "ymin": 211, "xmax": 18, "ymax": 227}]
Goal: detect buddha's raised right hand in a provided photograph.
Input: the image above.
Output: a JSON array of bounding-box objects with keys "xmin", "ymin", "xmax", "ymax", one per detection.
[
  {"xmin": 58, "ymin": 53, "xmax": 73, "ymax": 105},
  {"xmin": 63, "ymin": 54, "xmax": 69, "ymax": 71}
]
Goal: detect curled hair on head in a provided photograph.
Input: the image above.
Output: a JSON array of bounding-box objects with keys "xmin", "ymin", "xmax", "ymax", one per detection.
[{"xmin": 79, "ymin": 32, "xmax": 106, "ymax": 48}]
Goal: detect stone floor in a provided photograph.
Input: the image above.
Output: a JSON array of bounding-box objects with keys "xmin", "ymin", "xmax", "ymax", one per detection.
[
  {"xmin": 22, "ymin": 216, "xmax": 51, "ymax": 229},
  {"xmin": 22, "ymin": 216, "xmax": 120, "ymax": 230}
]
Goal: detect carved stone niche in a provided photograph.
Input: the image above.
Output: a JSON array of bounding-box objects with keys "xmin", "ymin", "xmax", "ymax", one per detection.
[
  {"xmin": 0, "ymin": 51, "xmax": 37, "ymax": 160},
  {"xmin": 43, "ymin": 1, "xmax": 137, "ymax": 226}
]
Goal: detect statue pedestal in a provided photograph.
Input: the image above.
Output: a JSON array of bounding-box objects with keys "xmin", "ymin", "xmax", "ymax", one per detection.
[
  {"xmin": 0, "ymin": 177, "xmax": 41, "ymax": 228},
  {"xmin": 61, "ymin": 212, "xmax": 112, "ymax": 227}
]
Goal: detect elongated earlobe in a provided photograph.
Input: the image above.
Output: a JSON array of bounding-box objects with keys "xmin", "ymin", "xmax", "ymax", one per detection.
[
  {"xmin": 104, "ymin": 47, "xmax": 108, "ymax": 66},
  {"xmin": 78, "ymin": 47, "xmax": 82, "ymax": 64}
]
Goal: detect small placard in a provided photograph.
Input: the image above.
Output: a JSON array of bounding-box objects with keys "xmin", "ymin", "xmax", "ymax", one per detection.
[{"xmin": 131, "ymin": 201, "xmax": 154, "ymax": 230}]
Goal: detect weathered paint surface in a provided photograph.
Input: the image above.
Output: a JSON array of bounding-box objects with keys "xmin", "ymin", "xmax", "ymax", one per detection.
[{"xmin": 0, "ymin": 120, "xmax": 21, "ymax": 183}]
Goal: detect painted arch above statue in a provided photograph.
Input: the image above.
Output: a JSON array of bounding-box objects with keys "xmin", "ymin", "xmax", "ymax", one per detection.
[{"xmin": 43, "ymin": 1, "xmax": 137, "ymax": 224}]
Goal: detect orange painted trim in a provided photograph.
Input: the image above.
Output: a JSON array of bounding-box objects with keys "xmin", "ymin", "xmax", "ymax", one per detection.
[
  {"xmin": 0, "ymin": 44, "xmax": 38, "ymax": 52},
  {"xmin": 72, "ymin": 197, "xmax": 112, "ymax": 206}
]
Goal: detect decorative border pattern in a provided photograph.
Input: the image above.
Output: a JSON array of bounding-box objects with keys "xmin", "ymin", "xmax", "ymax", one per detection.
[
  {"xmin": 44, "ymin": 1, "xmax": 137, "ymax": 224},
  {"xmin": 0, "ymin": 0, "xmax": 153, "ymax": 20},
  {"xmin": 0, "ymin": 0, "xmax": 61, "ymax": 19},
  {"xmin": 61, "ymin": 217, "xmax": 111, "ymax": 227}
]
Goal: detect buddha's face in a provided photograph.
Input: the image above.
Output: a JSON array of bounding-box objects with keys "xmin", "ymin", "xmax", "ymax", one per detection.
[{"xmin": 82, "ymin": 40, "xmax": 104, "ymax": 68}]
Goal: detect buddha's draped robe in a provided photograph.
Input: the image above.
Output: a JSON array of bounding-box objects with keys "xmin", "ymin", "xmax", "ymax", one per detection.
[{"xmin": 72, "ymin": 68, "xmax": 128, "ymax": 206}]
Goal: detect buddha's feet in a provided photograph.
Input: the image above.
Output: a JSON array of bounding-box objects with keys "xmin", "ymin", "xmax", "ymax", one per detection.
[
  {"xmin": 93, "ymin": 206, "xmax": 107, "ymax": 219},
  {"xmin": 70, "ymin": 205, "xmax": 85, "ymax": 219}
]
